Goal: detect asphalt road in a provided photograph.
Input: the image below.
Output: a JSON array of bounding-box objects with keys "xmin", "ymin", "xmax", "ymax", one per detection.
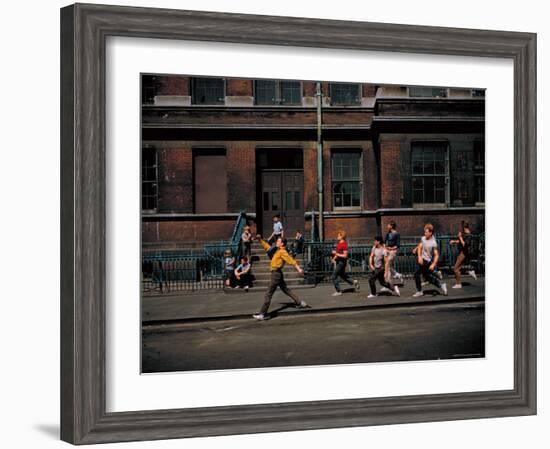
[{"xmin": 142, "ymin": 301, "xmax": 485, "ymax": 373}]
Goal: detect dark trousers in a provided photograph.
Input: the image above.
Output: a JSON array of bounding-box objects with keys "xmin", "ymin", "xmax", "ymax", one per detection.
[
  {"xmin": 241, "ymin": 241, "xmax": 251, "ymax": 258},
  {"xmin": 414, "ymin": 260, "xmax": 442, "ymax": 291},
  {"xmin": 236, "ymin": 272, "xmax": 253, "ymax": 288},
  {"xmin": 260, "ymin": 270, "xmax": 300, "ymax": 315},
  {"xmin": 332, "ymin": 260, "xmax": 354, "ymax": 291},
  {"xmin": 368, "ymin": 268, "xmax": 392, "ymax": 295},
  {"xmin": 268, "ymin": 233, "xmax": 282, "ymax": 245}
]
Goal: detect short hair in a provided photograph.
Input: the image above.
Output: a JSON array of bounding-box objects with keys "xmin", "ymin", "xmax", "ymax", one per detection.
[
  {"xmin": 296, "ymin": 229, "xmax": 301, "ymax": 233},
  {"xmin": 273, "ymin": 214, "xmax": 280, "ymax": 219},
  {"xmin": 463, "ymin": 222, "xmax": 470, "ymax": 229},
  {"xmin": 241, "ymin": 256, "xmax": 249, "ymax": 262},
  {"xmin": 223, "ymin": 249, "xmax": 232, "ymax": 256},
  {"xmin": 374, "ymin": 235, "xmax": 384, "ymax": 243},
  {"xmin": 280, "ymin": 237, "xmax": 288, "ymax": 247},
  {"xmin": 424, "ymin": 223, "xmax": 434, "ymax": 233},
  {"xmin": 337, "ymin": 230, "xmax": 347, "ymax": 240},
  {"xmin": 388, "ymin": 220, "xmax": 397, "ymax": 229}
]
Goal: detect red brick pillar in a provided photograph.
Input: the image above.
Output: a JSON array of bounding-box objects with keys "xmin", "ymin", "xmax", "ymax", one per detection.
[{"xmin": 380, "ymin": 141, "xmax": 403, "ymax": 208}]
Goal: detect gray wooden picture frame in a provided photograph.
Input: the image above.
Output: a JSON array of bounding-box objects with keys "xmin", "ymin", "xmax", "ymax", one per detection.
[{"xmin": 60, "ymin": 3, "xmax": 537, "ymax": 445}]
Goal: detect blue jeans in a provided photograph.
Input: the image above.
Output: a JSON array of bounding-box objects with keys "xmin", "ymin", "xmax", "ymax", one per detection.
[{"xmin": 331, "ymin": 260, "xmax": 354, "ymax": 291}]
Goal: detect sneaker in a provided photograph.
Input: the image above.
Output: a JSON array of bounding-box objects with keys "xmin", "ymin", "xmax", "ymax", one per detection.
[
  {"xmin": 379, "ymin": 287, "xmax": 391, "ymax": 293},
  {"xmin": 396, "ymin": 273, "xmax": 404, "ymax": 283},
  {"xmin": 421, "ymin": 281, "xmax": 429, "ymax": 287},
  {"xmin": 332, "ymin": 291, "xmax": 343, "ymax": 297},
  {"xmin": 436, "ymin": 271, "xmax": 443, "ymax": 280},
  {"xmin": 452, "ymin": 284, "xmax": 462, "ymax": 289},
  {"xmin": 468, "ymin": 270, "xmax": 478, "ymax": 280},
  {"xmin": 393, "ymin": 285, "xmax": 400, "ymax": 297},
  {"xmin": 353, "ymin": 280, "xmax": 360, "ymax": 292},
  {"xmin": 297, "ymin": 300, "xmax": 308, "ymax": 308},
  {"xmin": 244, "ymin": 286, "xmax": 249, "ymax": 291},
  {"xmin": 252, "ymin": 313, "xmax": 267, "ymax": 320},
  {"xmin": 441, "ymin": 283, "xmax": 448, "ymax": 296},
  {"xmin": 412, "ymin": 291, "xmax": 424, "ymax": 298},
  {"xmin": 234, "ymin": 286, "xmax": 240, "ymax": 289},
  {"xmin": 367, "ymin": 294, "xmax": 377, "ymax": 299}
]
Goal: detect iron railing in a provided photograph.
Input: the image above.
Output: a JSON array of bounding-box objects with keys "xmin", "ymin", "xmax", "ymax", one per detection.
[
  {"xmin": 142, "ymin": 211, "xmax": 249, "ymax": 293},
  {"xmin": 303, "ymin": 234, "xmax": 484, "ymax": 284}
]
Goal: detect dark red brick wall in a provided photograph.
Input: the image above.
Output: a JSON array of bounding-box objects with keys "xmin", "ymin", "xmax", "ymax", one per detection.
[
  {"xmin": 362, "ymin": 84, "xmax": 376, "ymax": 97},
  {"xmin": 380, "ymin": 141, "xmax": 403, "ymax": 208},
  {"xmin": 303, "ymin": 142, "xmax": 318, "ymax": 212},
  {"xmin": 227, "ymin": 142, "xmax": 256, "ymax": 212},
  {"xmin": 157, "ymin": 76, "xmax": 189, "ymax": 96},
  {"xmin": 143, "ymin": 220, "xmax": 235, "ymax": 244},
  {"xmin": 303, "ymin": 81, "xmax": 316, "ymax": 97},
  {"xmin": 363, "ymin": 142, "xmax": 378, "ymax": 210},
  {"xmin": 227, "ymin": 79, "xmax": 252, "ymax": 96},
  {"xmin": 380, "ymin": 213, "xmax": 485, "ymax": 237},
  {"xmin": 324, "ymin": 216, "xmax": 379, "ymax": 240},
  {"xmin": 157, "ymin": 146, "xmax": 193, "ymax": 213}
]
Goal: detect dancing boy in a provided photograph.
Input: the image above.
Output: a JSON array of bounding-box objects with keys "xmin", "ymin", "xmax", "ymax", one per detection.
[
  {"xmin": 412, "ymin": 224, "xmax": 448, "ymax": 297},
  {"xmin": 450, "ymin": 222, "xmax": 478, "ymax": 288},
  {"xmin": 252, "ymin": 235, "xmax": 307, "ymax": 321},
  {"xmin": 367, "ymin": 236, "xmax": 400, "ymax": 298},
  {"xmin": 384, "ymin": 220, "xmax": 403, "ymax": 284},
  {"xmin": 331, "ymin": 230, "xmax": 360, "ymax": 296}
]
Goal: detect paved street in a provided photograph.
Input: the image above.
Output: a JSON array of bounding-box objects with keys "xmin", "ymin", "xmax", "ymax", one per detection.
[
  {"xmin": 142, "ymin": 276, "xmax": 485, "ymax": 323},
  {"xmin": 142, "ymin": 300, "xmax": 485, "ymax": 373}
]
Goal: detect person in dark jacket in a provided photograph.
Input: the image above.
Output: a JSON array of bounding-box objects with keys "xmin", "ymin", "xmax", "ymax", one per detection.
[{"xmin": 450, "ymin": 222, "xmax": 478, "ymax": 288}]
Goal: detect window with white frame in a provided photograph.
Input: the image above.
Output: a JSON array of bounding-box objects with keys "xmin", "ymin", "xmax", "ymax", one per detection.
[
  {"xmin": 191, "ymin": 77, "xmax": 225, "ymax": 105},
  {"xmin": 411, "ymin": 142, "xmax": 449, "ymax": 206},
  {"xmin": 254, "ymin": 80, "xmax": 301, "ymax": 105},
  {"xmin": 330, "ymin": 83, "xmax": 361, "ymax": 105},
  {"xmin": 332, "ymin": 150, "xmax": 362, "ymax": 209}
]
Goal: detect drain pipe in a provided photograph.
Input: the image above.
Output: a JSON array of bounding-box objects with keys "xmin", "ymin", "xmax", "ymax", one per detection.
[{"xmin": 316, "ymin": 82, "xmax": 324, "ymax": 242}]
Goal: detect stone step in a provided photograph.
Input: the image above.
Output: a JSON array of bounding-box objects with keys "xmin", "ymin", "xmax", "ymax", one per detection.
[{"xmin": 251, "ymin": 272, "xmax": 304, "ymax": 280}]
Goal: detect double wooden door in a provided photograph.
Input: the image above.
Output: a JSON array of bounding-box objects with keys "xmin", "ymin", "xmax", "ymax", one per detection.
[{"xmin": 261, "ymin": 170, "xmax": 304, "ymax": 238}]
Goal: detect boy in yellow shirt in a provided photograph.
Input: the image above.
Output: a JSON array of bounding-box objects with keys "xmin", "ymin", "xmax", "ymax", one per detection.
[{"xmin": 253, "ymin": 235, "xmax": 307, "ymax": 320}]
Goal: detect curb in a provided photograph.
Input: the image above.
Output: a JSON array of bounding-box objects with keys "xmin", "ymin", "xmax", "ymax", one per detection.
[{"xmin": 142, "ymin": 294, "xmax": 485, "ymax": 332}]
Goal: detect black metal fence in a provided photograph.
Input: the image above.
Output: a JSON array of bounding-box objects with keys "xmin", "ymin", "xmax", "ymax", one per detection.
[
  {"xmin": 304, "ymin": 234, "xmax": 484, "ymax": 284},
  {"xmin": 142, "ymin": 212, "xmax": 248, "ymax": 293}
]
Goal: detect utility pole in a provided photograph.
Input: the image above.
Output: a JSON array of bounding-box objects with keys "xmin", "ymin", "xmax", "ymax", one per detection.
[{"xmin": 315, "ymin": 82, "xmax": 324, "ymax": 242}]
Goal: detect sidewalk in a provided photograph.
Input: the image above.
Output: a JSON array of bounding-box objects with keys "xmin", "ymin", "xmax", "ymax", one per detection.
[{"xmin": 142, "ymin": 276, "xmax": 485, "ymax": 325}]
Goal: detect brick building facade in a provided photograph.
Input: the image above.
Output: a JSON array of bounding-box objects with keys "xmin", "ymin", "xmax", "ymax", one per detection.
[{"xmin": 141, "ymin": 75, "xmax": 485, "ymax": 250}]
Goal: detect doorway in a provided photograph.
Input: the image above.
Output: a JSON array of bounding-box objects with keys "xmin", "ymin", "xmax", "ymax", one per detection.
[{"xmin": 257, "ymin": 148, "xmax": 304, "ymax": 237}]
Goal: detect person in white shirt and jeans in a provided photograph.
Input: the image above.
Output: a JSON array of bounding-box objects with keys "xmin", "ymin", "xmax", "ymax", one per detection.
[{"xmin": 412, "ymin": 223, "xmax": 448, "ymax": 297}]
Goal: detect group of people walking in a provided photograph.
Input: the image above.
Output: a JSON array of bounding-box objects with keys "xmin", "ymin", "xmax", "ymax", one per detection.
[
  {"xmin": 330, "ymin": 220, "xmax": 478, "ymax": 299},
  {"xmin": 233, "ymin": 215, "xmax": 478, "ymax": 321}
]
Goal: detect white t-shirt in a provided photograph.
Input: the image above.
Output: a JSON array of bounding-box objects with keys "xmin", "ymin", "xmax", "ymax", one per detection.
[
  {"xmin": 420, "ymin": 236, "xmax": 438, "ymax": 262},
  {"xmin": 273, "ymin": 221, "xmax": 283, "ymax": 234},
  {"xmin": 371, "ymin": 246, "xmax": 387, "ymax": 269}
]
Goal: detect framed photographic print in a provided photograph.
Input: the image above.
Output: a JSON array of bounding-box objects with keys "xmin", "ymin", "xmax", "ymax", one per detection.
[{"xmin": 60, "ymin": 3, "xmax": 536, "ymax": 444}]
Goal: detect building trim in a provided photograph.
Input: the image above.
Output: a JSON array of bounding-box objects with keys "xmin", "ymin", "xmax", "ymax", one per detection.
[
  {"xmin": 142, "ymin": 213, "xmax": 256, "ymax": 221},
  {"xmin": 305, "ymin": 206, "xmax": 485, "ymax": 219}
]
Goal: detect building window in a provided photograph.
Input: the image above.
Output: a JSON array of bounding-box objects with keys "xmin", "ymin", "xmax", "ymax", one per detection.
[
  {"xmin": 141, "ymin": 75, "xmax": 159, "ymax": 105},
  {"xmin": 409, "ymin": 86, "xmax": 448, "ymax": 98},
  {"xmin": 191, "ymin": 78, "xmax": 225, "ymax": 105},
  {"xmin": 193, "ymin": 148, "xmax": 228, "ymax": 213},
  {"xmin": 254, "ymin": 80, "xmax": 301, "ymax": 105},
  {"xmin": 411, "ymin": 142, "xmax": 449, "ymax": 206},
  {"xmin": 330, "ymin": 83, "xmax": 361, "ymax": 105},
  {"xmin": 332, "ymin": 151, "xmax": 362, "ymax": 209},
  {"xmin": 473, "ymin": 140, "xmax": 485, "ymax": 204},
  {"xmin": 142, "ymin": 147, "xmax": 158, "ymax": 211}
]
